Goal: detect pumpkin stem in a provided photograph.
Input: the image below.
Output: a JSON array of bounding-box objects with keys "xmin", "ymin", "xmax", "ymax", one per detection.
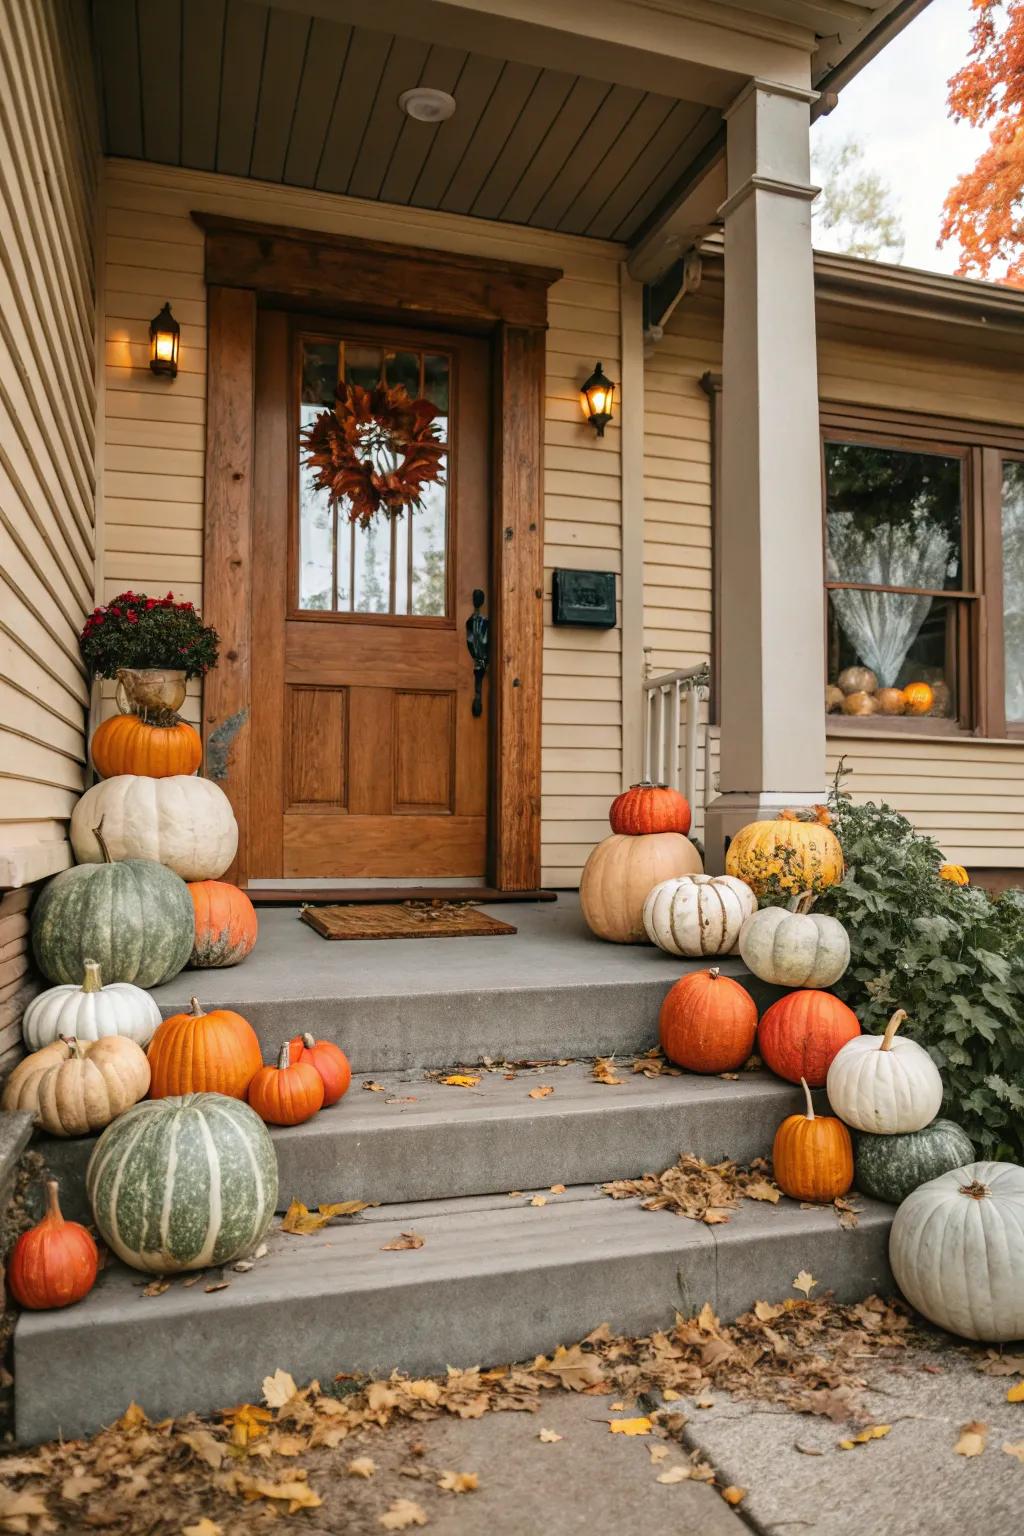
[
  {"xmin": 959, "ymin": 1180, "xmax": 990, "ymax": 1200},
  {"xmin": 881, "ymin": 1009, "xmax": 908, "ymax": 1052},
  {"xmin": 188, "ymin": 997, "xmax": 207, "ymax": 1019},
  {"xmin": 800, "ymin": 1076, "xmax": 815, "ymax": 1121},
  {"xmin": 93, "ymin": 817, "xmax": 113, "ymax": 865},
  {"xmin": 301, "ymin": 1033, "xmax": 316, "ymax": 1049},
  {"xmin": 788, "ymin": 891, "xmax": 815, "ymax": 916},
  {"xmin": 60, "ymin": 1036, "xmax": 85, "ymax": 1060},
  {"xmin": 81, "ymin": 959, "xmax": 103, "ymax": 994},
  {"xmin": 708, "ymin": 966, "xmax": 721, "ymax": 980},
  {"xmin": 43, "ymin": 1179, "xmax": 64, "ymax": 1225},
  {"xmin": 277, "ymin": 1041, "xmax": 291, "ymax": 1070}
]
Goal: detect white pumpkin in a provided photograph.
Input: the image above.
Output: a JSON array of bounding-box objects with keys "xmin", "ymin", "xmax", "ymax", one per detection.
[
  {"xmin": 890, "ymin": 1161, "xmax": 1024, "ymax": 1342},
  {"xmin": 825, "ymin": 1008, "xmax": 942, "ymax": 1134},
  {"xmin": 22, "ymin": 958, "xmax": 161, "ymax": 1051},
  {"xmin": 71, "ymin": 774, "xmax": 238, "ymax": 881},
  {"xmin": 643, "ymin": 874, "xmax": 756, "ymax": 957},
  {"xmin": 738, "ymin": 895, "xmax": 850, "ymax": 988}
]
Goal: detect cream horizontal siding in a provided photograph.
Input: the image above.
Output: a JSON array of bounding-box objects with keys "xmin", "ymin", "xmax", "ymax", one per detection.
[
  {"xmin": 0, "ymin": 0, "xmax": 99, "ymax": 900},
  {"xmin": 101, "ymin": 160, "xmax": 625, "ymax": 886}
]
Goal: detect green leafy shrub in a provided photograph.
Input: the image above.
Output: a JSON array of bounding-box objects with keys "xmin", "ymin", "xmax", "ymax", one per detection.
[{"xmin": 815, "ymin": 763, "xmax": 1024, "ymax": 1161}]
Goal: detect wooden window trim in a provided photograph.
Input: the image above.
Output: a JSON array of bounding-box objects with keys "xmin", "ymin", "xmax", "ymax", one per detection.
[{"xmin": 198, "ymin": 216, "xmax": 560, "ymax": 891}]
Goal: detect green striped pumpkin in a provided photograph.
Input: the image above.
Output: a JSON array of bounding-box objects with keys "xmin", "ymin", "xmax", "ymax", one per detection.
[
  {"xmin": 86, "ymin": 1093, "xmax": 278, "ymax": 1274},
  {"xmin": 32, "ymin": 859, "xmax": 194, "ymax": 987},
  {"xmin": 855, "ymin": 1119, "xmax": 975, "ymax": 1206}
]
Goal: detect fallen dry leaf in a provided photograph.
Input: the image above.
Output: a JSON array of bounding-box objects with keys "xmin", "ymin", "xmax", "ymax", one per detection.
[
  {"xmin": 236, "ymin": 1474, "xmax": 322, "ymax": 1512},
  {"xmin": 721, "ymin": 1486, "xmax": 747, "ymax": 1505},
  {"xmin": 60, "ymin": 1471, "xmax": 103, "ymax": 1501},
  {"xmin": 347, "ymin": 1457, "xmax": 377, "ymax": 1479},
  {"xmin": 754, "ymin": 1300, "xmax": 784, "ymax": 1322},
  {"xmin": 593, "ymin": 1057, "xmax": 624, "ymax": 1085},
  {"xmin": 364, "ymin": 1080, "xmax": 386, "ymax": 1092},
  {"xmin": 794, "ymin": 1442, "xmax": 825, "ymax": 1456},
  {"xmin": 183, "ymin": 1522, "xmax": 222, "ymax": 1536},
  {"xmin": 538, "ymin": 1428, "xmax": 563, "ymax": 1443},
  {"xmin": 262, "ymin": 1369, "xmax": 298, "ymax": 1408},
  {"xmin": 142, "ymin": 1278, "xmax": 170, "ymax": 1298},
  {"xmin": 979, "ymin": 1351, "xmax": 1024, "ymax": 1377},
  {"xmin": 379, "ymin": 1498, "xmax": 429, "ymax": 1529},
  {"xmin": 539, "ymin": 1343, "xmax": 606, "ymax": 1391},
  {"xmin": 528, "ymin": 1085, "xmax": 554, "ymax": 1099},
  {"xmin": 609, "ymin": 1401, "xmax": 625, "ymax": 1411},
  {"xmin": 955, "ymin": 1421, "xmax": 988, "ymax": 1457},
  {"xmin": 220, "ymin": 1403, "xmax": 273, "ymax": 1444},
  {"xmin": 1008, "ymin": 1382, "xmax": 1024, "ymax": 1403},
  {"xmin": 792, "ymin": 1270, "xmax": 817, "ymax": 1297},
  {"xmin": 408, "ymin": 1380, "xmax": 443, "ymax": 1405},
  {"xmin": 649, "ymin": 1445, "xmax": 670, "ymax": 1463},
  {"xmin": 1003, "ymin": 1441, "xmax": 1024, "ymax": 1462},
  {"xmin": 530, "ymin": 1195, "xmax": 547, "ymax": 1207},
  {"xmin": 657, "ymin": 1466, "xmax": 691, "ymax": 1484},
  {"xmin": 381, "ymin": 1231, "xmax": 426, "ymax": 1251},
  {"xmin": 508, "ymin": 1190, "xmax": 524, "ymax": 1198},
  {"xmin": 550, "ymin": 1183, "xmax": 566, "ymax": 1194},
  {"xmin": 440, "ymin": 1074, "xmax": 480, "ymax": 1087},
  {"xmin": 609, "ymin": 1416, "xmax": 652, "ymax": 1436},
  {"xmin": 204, "ymin": 1280, "xmax": 230, "ymax": 1293},
  {"xmin": 604, "ymin": 1154, "xmax": 780, "ymax": 1224},
  {"xmin": 838, "ymin": 1424, "xmax": 891, "ymax": 1450},
  {"xmin": 437, "ymin": 1471, "xmax": 479, "ymax": 1493},
  {"xmin": 181, "ymin": 1427, "xmax": 228, "ymax": 1469},
  {"xmin": 280, "ymin": 1198, "xmax": 375, "ymax": 1235}
]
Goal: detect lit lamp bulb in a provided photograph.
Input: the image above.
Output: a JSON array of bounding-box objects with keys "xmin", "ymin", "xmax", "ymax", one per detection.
[
  {"xmin": 149, "ymin": 302, "xmax": 180, "ymax": 378},
  {"xmin": 580, "ymin": 362, "xmax": 615, "ymax": 437}
]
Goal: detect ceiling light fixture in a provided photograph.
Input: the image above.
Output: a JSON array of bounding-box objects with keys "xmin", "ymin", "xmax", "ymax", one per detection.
[{"xmin": 399, "ymin": 87, "xmax": 456, "ymax": 123}]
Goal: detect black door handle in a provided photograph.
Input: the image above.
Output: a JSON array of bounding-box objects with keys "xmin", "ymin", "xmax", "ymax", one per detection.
[{"xmin": 465, "ymin": 588, "xmax": 489, "ymax": 718}]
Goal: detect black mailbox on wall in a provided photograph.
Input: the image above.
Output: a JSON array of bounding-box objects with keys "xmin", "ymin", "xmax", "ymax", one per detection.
[{"xmin": 551, "ymin": 568, "xmax": 617, "ymax": 628}]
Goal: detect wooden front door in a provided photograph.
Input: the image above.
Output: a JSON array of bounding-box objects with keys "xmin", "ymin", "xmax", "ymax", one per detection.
[{"xmin": 248, "ymin": 314, "xmax": 492, "ymax": 880}]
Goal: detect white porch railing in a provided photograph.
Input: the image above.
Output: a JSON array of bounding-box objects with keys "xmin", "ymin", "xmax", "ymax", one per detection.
[{"xmin": 642, "ymin": 653, "xmax": 713, "ymax": 837}]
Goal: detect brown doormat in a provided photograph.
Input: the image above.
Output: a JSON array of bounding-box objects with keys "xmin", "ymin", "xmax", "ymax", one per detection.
[{"xmin": 300, "ymin": 901, "xmax": 518, "ymax": 941}]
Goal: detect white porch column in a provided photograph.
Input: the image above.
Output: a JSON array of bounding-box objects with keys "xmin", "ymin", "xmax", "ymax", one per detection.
[{"xmin": 704, "ymin": 78, "xmax": 826, "ymax": 873}]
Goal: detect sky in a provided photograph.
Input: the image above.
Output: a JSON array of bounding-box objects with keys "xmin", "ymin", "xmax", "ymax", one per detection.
[{"xmin": 810, "ymin": 0, "xmax": 991, "ymax": 275}]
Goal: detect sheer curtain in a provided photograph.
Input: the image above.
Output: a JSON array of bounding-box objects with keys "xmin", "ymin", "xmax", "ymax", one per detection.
[{"xmin": 826, "ymin": 513, "xmax": 953, "ymax": 686}]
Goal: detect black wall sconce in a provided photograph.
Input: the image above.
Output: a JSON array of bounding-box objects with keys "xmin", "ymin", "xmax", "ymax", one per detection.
[
  {"xmin": 580, "ymin": 361, "xmax": 615, "ymax": 437},
  {"xmin": 149, "ymin": 302, "xmax": 180, "ymax": 378}
]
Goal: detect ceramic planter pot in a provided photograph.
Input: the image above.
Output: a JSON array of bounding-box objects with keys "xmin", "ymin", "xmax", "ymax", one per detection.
[{"xmin": 115, "ymin": 667, "xmax": 187, "ymax": 716}]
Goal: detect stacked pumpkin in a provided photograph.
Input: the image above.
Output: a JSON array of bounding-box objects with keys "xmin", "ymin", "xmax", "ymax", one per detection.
[{"xmin": 580, "ymin": 782, "xmax": 703, "ymax": 943}]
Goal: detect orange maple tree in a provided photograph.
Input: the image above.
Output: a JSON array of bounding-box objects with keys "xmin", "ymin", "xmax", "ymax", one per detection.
[{"xmin": 941, "ymin": 0, "xmax": 1024, "ymax": 285}]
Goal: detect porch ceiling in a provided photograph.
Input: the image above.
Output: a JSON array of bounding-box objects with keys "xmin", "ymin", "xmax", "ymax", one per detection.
[{"xmin": 91, "ymin": 0, "xmax": 926, "ymax": 249}]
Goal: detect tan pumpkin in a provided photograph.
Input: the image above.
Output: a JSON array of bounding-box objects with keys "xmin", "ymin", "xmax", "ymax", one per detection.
[
  {"xmin": 876, "ymin": 687, "xmax": 906, "ymax": 715},
  {"xmin": 837, "ymin": 665, "xmax": 877, "ymax": 696},
  {"xmin": 580, "ymin": 832, "xmax": 703, "ymax": 944},
  {"xmin": 825, "ymin": 684, "xmax": 844, "ymax": 713},
  {"xmin": 842, "ymin": 690, "xmax": 879, "ymax": 716},
  {"xmin": 3, "ymin": 1036, "xmax": 151, "ymax": 1137}
]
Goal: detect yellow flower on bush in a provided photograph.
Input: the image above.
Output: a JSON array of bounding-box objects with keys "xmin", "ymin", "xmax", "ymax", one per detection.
[{"xmin": 939, "ymin": 863, "xmax": 970, "ymax": 886}]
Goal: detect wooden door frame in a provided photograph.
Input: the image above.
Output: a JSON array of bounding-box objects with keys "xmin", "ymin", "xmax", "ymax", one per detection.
[{"xmin": 195, "ymin": 214, "xmax": 561, "ymax": 892}]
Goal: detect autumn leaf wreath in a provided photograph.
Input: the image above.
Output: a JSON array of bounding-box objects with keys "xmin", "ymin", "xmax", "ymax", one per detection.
[{"xmin": 300, "ymin": 380, "xmax": 446, "ymax": 528}]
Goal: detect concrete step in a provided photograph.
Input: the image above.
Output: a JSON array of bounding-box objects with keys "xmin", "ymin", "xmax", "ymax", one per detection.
[
  {"xmin": 146, "ymin": 897, "xmax": 782, "ymax": 1072},
  {"xmin": 38, "ymin": 1064, "xmax": 807, "ymax": 1221},
  {"xmin": 14, "ymin": 1183, "xmax": 895, "ymax": 1444}
]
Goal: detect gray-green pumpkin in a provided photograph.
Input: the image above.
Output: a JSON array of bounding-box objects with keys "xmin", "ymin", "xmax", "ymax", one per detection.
[
  {"xmin": 87, "ymin": 1093, "xmax": 278, "ymax": 1274},
  {"xmin": 855, "ymin": 1119, "xmax": 975, "ymax": 1206},
  {"xmin": 32, "ymin": 858, "xmax": 194, "ymax": 987}
]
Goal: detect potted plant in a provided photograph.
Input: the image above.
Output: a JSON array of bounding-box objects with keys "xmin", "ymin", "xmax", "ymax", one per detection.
[{"xmin": 79, "ymin": 591, "xmax": 220, "ymax": 718}]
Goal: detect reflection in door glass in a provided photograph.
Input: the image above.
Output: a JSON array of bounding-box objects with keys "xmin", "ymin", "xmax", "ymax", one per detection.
[{"xmin": 297, "ymin": 339, "xmax": 451, "ymax": 617}]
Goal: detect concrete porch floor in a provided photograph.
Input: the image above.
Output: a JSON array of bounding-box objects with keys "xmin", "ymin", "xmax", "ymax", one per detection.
[{"xmin": 149, "ymin": 894, "xmax": 777, "ymax": 1073}]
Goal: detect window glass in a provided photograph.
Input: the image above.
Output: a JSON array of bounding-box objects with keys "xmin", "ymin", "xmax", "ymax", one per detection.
[
  {"xmin": 1002, "ymin": 460, "xmax": 1024, "ymax": 722},
  {"xmin": 824, "ymin": 441, "xmax": 963, "ymax": 719},
  {"xmin": 297, "ymin": 339, "xmax": 450, "ymax": 616}
]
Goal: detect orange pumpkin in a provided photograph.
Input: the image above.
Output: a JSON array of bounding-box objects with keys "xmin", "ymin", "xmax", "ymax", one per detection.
[
  {"xmin": 609, "ymin": 781, "xmax": 692, "ymax": 837},
  {"xmin": 287, "ymin": 1033, "xmax": 351, "ymax": 1105},
  {"xmin": 902, "ymin": 681, "xmax": 934, "ymax": 716},
  {"xmin": 8, "ymin": 1179, "xmax": 98, "ymax": 1310},
  {"xmin": 147, "ymin": 997, "xmax": 263, "ymax": 1100},
  {"xmin": 91, "ymin": 713, "xmax": 202, "ymax": 779},
  {"xmin": 189, "ymin": 880, "xmax": 258, "ymax": 968},
  {"xmin": 248, "ymin": 1041, "xmax": 324, "ymax": 1126},
  {"xmin": 758, "ymin": 990, "xmax": 861, "ymax": 1087},
  {"xmin": 659, "ymin": 966, "xmax": 758, "ymax": 1074},
  {"xmin": 842, "ymin": 690, "xmax": 879, "ymax": 717},
  {"xmin": 772, "ymin": 1076, "xmax": 853, "ymax": 1202}
]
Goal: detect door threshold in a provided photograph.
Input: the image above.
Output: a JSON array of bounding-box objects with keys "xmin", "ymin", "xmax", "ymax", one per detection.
[{"xmin": 243, "ymin": 885, "xmax": 559, "ymax": 906}]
